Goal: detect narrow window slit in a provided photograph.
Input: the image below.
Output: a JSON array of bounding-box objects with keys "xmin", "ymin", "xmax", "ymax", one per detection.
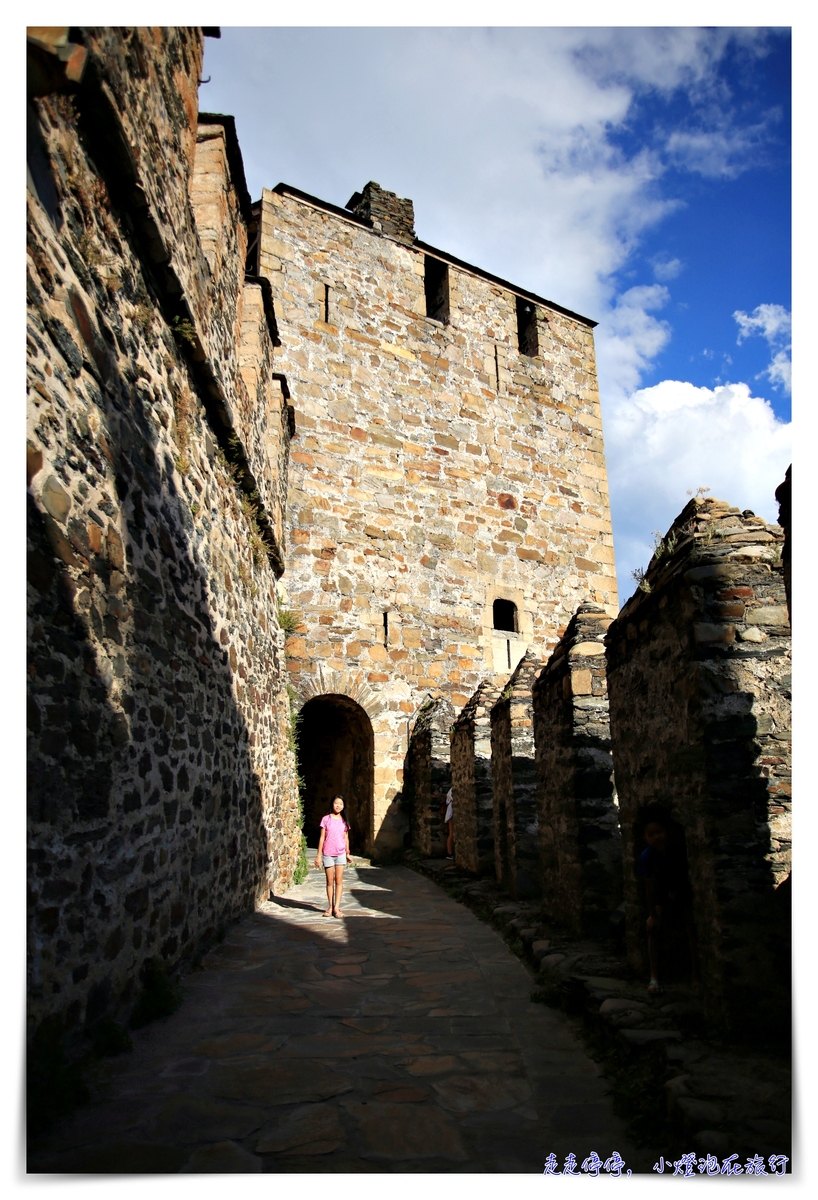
[
  {"xmin": 424, "ymin": 256, "xmax": 449, "ymax": 323},
  {"xmin": 516, "ymin": 295, "xmax": 538, "ymax": 357},
  {"xmin": 507, "ymin": 639, "xmax": 511, "ymax": 669},
  {"xmin": 383, "ymin": 611, "xmax": 389, "ymax": 645},
  {"xmin": 494, "ymin": 344, "xmax": 500, "ymax": 392},
  {"xmin": 323, "ymin": 283, "xmax": 330, "ymax": 324}
]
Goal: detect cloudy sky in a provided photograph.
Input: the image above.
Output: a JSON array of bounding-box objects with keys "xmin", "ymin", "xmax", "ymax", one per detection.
[{"xmin": 201, "ymin": 26, "xmax": 791, "ymax": 605}]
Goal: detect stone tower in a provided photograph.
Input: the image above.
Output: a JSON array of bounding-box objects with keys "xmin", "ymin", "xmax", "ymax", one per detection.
[{"xmin": 254, "ymin": 181, "xmax": 618, "ymax": 856}]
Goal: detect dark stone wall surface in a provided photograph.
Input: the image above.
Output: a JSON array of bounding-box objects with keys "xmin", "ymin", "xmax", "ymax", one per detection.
[
  {"xmin": 26, "ymin": 27, "xmax": 301, "ymax": 1045},
  {"xmin": 490, "ymin": 651, "xmax": 542, "ymax": 898},
  {"xmin": 605, "ymin": 498, "xmax": 791, "ymax": 1037},
  {"xmin": 451, "ymin": 681, "xmax": 502, "ymax": 874},
  {"xmin": 405, "ymin": 697, "xmax": 454, "ymax": 857},
  {"xmin": 533, "ymin": 605, "xmax": 620, "ymax": 936}
]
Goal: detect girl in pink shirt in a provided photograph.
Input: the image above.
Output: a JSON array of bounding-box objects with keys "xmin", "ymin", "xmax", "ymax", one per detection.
[{"xmin": 314, "ymin": 795, "xmax": 351, "ymax": 917}]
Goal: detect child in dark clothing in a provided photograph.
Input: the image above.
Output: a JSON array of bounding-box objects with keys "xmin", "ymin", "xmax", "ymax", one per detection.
[{"xmin": 637, "ymin": 818, "xmax": 699, "ymax": 996}]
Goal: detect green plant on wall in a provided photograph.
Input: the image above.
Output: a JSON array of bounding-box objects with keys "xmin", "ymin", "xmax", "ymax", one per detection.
[
  {"xmin": 171, "ymin": 314, "xmax": 197, "ymax": 347},
  {"xmin": 286, "ymin": 683, "xmax": 309, "ymax": 884},
  {"xmin": 631, "ymin": 566, "xmax": 652, "ymax": 594},
  {"xmin": 651, "ymin": 528, "xmax": 679, "ymax": 561},
  {"xmin": 278, "ymin": 603, "xmax": 300, "ymax": 636}
]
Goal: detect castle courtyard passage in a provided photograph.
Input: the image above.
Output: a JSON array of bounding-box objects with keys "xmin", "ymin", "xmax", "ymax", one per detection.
[{"xmin": 28, "ymin": 864, "xmax": 643, "ymax": 1174}]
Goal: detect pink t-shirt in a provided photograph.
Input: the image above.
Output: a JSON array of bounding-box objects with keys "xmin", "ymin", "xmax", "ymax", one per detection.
[{"xmin": 320, "ymin": 814, "xmax": 349, "ymax": 857}]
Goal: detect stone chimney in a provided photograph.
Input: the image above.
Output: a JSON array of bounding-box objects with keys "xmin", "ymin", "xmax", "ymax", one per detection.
[{"xmin": 346, "ymin": 181, "xmax": 415, "ymax": 245}]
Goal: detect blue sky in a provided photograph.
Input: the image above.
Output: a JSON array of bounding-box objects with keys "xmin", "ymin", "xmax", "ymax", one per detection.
[
  {"xmin": 605, "ymin": 30, "xmax": 791, "ymax": 416},
  {"xmin": 201, "ymin": 27, "xmax": 791, "ymax": 604}
]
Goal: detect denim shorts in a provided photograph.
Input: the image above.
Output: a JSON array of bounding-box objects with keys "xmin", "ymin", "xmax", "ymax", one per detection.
[{"xmin": 322, "ymin": 854, "xmax": 347, "ymax": 867}]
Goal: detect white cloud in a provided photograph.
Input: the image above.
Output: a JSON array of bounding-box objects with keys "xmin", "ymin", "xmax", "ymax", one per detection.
[
  {"xmin": 604, "ymin": 379, "xmax": 791, "ymax": 604},
  {"xmin": 652, "ymin": 257, "xmax": 683, "ymax": 281},
  {"xmin": 734, "ymin": 302, "xmax": 791, "ymax": 344},
  {"xmin": 734, "ymin": 303, "xmax": 792, "ymax": 393},
  {"xmin": 595, "ymin": 285, "xmax": 671, "ymax": 399},
  {"xmin": 665, "ymin": 116, "xmax": 780, "ymax": 179},
  {"xmin": 766, "ymin": 349, "xmax": 792, "ymax": 393},
  {"xmin": 201, "ymin": 29, "xmax": 789, "ymax": 614},
  {"xmin": 203, "ymin": 28, "xmax": 780, "ymax": 323}
]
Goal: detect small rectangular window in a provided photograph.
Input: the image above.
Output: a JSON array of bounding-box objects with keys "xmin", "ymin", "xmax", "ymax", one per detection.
[
  {"xmin": 493, "ymin": 598, "xmax": 518, "ymax": 633},
  {"xmin": 516, "ymin": 295, "xmax": 538, "ymax": 357},
  {"xmin": 425, "ymin": 256, "xmax": 449, "ymax": 323}
]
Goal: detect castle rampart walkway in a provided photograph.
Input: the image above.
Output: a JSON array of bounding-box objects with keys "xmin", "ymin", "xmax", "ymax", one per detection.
[{"xmin": 30, "ymin": 864, "xmax": 643, "ymax": 1173}]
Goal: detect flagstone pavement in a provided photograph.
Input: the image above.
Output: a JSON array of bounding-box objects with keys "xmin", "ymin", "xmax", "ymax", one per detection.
[{"xmin": 29, "ymin": 862, "xmax": 650, "ymax": 1174}]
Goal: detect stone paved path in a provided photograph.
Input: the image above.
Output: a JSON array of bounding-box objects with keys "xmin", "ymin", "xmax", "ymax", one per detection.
[{"xmin": 30, "ymin": 863, "xmax": 648, "ymax": 1173}]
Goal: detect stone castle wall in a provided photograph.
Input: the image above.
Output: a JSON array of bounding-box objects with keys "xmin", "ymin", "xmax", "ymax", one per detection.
[
  {"xmin": 451, "ymin": 681, "xmax": 503, "ymax": 874},
  {"xmin": 404, "ymin": 697, "xmax": 454, "ymax": 858},
  {"xmin": 533, "ymin": 604, "xmax": 620, "ymax": 936},
  {"xmin": 605, "ymin": 499, "xmax": 791, "ymax": 1035},
  {"xmin": 489, "ymin": 651, "xmax": 542, "ymax": 898},
  {"xmin": 26, "ymin": 27, "xmax": 300, "ymax": 1043},
  {"xmin": 256, "ymin": 180, "xmax": 618, "ymax": 854}
]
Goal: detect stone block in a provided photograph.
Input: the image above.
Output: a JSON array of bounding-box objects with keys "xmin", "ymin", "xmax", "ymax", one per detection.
[
  {"xmin": 746, "ymin": 606, "xmax": 789, "ymax": 627},
  {"xmin": 571, "ymin": 669, "xmax": 593, "ymax": 695},
  {"xmin": 40, "ymin": 475, "xmax": 71, "ymax": 524}
]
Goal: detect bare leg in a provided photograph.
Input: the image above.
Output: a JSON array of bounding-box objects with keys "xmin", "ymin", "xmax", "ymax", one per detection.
[
  {"xmin": 323, "ymin": 867, "xmax": 334, "ymax": 916},
  {"xmin": 333, "ymin": 865, "xmax": 345, "ymax": 915}
]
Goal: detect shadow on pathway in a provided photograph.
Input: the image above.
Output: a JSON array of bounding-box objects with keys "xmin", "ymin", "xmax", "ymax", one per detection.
[{"xmin": 29, "ymin": 863, "xmax": 649, "ymax": 1173}]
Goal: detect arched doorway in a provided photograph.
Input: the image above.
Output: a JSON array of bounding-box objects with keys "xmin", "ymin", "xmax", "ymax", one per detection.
[{"xmin": 297, "ymin": 694, "xmax": 374, "ymax": 856}]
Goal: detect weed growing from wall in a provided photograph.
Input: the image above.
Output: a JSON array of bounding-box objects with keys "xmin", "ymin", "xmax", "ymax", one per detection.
[
  {"xmin": 631, "ymin": 567, "xmax": 651, "ymax": 594},
  {"xmin": 277, "ymin": 603, "xmax": 300, "ymax": 637},
  {"xmin": 171, "ymin": 315, "xmax": 197, "ymax": 347}
]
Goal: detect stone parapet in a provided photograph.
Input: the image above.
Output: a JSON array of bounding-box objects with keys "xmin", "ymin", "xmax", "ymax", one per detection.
[
  {"xmin": 605, "ymin": 497, "xmax": 791, "ymax": 1037},
  {"xmin": 346, "ymin": 180, "xmax": 416, "ymax": 245},
  {"xmin": 489, "ymin": 650, "xmax": 543, "ymax": 897},
  {"xmin": 404, "ymin": 696, "xmax": 455, "ymax": 857},
  {"xmin": 451, "ymin": 680, "xmax": 504, "ymax": 874},
  {"xmin": 533, "ymin": 604, "xmax": 620, "ymax": 936}
]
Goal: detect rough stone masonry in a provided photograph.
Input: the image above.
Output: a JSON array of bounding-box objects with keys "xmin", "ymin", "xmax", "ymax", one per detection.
[
  {"xmin": 26, "ymin": 27, "xmax": 301, "ymax": 1046},
  {"xmin": 489, "ymin": 650, "xmax": 543, "ymax": 899},
  {"xmin": 605, "ymin": 498, "xmax": 791, "ymax": 1038},
  {"xmin": 255, "ymin": 179, "xmax": 618, "ymax": 856},
  {"xmin": 533, "ymin": 604, "xmax": 620, "ymax": 936}
]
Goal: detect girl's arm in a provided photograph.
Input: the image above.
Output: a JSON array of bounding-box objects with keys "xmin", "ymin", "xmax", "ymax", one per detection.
[
  {"xmin": 344, "ymin": 824, "xmax": 350, "ymax": 863},
  {"xmin": 314, "ymin": 826, "xmax": 325, "ymax": 869}
]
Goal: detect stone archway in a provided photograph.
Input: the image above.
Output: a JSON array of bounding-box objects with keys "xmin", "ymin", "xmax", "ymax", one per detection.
[{"xmin": 297, "ymin": 694, "xmax": 375, "ymax": 856}]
